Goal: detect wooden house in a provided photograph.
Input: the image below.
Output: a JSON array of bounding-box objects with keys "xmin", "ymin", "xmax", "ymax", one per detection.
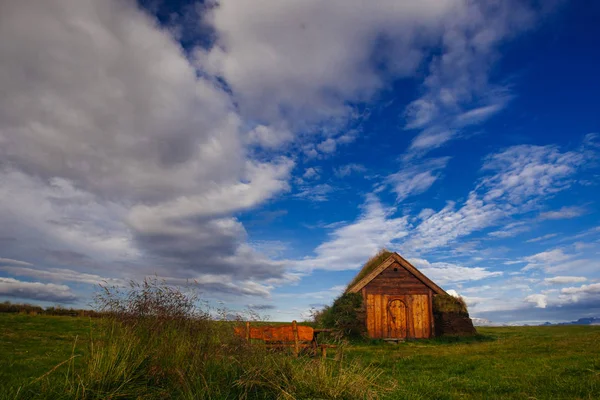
[{"xmin": 346, "ymin": 251, "xmax": 447, "ymax": 339}]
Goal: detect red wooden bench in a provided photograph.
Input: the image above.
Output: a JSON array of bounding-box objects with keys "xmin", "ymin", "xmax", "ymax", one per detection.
[{"xmin": 234, "ymin": 320, "xmax": 335, "ymax": 357}]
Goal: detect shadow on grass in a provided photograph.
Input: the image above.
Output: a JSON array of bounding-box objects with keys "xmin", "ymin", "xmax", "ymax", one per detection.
[{"xmin": 353, "ymin": 333, "xmax": 496, "ymax": 346}]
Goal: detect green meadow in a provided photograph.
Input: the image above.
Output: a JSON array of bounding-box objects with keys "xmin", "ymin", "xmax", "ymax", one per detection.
[{"xmin": 1, "ymin": 314, "xmax": 599, "ymax": 399}]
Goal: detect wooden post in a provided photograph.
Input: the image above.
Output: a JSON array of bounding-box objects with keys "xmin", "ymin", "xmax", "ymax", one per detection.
[
  {"xmin": 246, "ymin": 321, "xmax": 250, "ymax": 343},
  {"xmin": 292, "ymin": 320, "xmax": 299, "ymax": 357}
]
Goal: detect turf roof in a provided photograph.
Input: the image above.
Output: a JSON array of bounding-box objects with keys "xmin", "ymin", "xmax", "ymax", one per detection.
[{"xmin": 346, "ymin": 249, "xmax": 393, "ymax": 291}]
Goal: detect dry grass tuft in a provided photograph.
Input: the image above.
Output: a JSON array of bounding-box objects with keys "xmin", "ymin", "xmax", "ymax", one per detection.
[{"xmin": 346, "ymin": 249, "xmax": 393, "ymax": 291}]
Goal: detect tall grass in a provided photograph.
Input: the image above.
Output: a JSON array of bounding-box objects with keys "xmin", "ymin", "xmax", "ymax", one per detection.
[{"xmin": 8, "ymin": 278, "xmax": 386, "ymax": 399}]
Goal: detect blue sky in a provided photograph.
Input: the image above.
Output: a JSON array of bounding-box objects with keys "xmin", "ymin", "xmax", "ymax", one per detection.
[{"xmin": 1, "ymin": 0, "xmax": 599, "ymax": 325}]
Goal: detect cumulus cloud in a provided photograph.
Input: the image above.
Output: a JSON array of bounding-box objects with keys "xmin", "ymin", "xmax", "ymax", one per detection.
[
  {"xmin": 525, "ymin": 294, "xmax": 548, "ymax": 308},
  {"xmin": 0, "ymin": 278, "xmax": 77, "ymax": 303},
  {"xmin": 0, "ymin": 0, "xmax": 296, "ymax": 299},
  {"xmin": 554, "ymin": 283, "xmax": 600, "ymax": 308},
  {"xmin": 196, "ymin": 0, "xmax": 459, "ymax": 129}
]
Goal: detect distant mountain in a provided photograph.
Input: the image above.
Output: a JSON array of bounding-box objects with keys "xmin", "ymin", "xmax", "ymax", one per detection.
[{"xmin": 540, "ymin": 317, "xmax": 600, "ymax": 326}]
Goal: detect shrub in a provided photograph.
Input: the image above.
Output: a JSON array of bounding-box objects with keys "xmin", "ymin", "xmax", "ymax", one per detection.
[{"xmin": 313, "ymin": 292, "xmax": 365, "ymax": 338}]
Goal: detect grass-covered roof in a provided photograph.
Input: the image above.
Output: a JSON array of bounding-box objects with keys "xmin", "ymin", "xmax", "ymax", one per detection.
[{"xmin": 346, "ymin": 249, "xmax": 393, "ymax": 291}]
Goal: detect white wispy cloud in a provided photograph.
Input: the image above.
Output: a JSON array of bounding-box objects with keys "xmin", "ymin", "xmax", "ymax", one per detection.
[
  {"xmin": 526, "ymin": 233, "xmax": 558, "ymax": 243},
  {"xmin": 0, "ymin": 277, "xmax": 77, "ymax": 303},
  {"xmin": 334, "ymin": 164, "xmax": 366, "ymax": 178},
  {"xmin": 0, "ymin": 258, "xmax": 34, "ymax": 267},
  {"xmin": 294, "ymin": 184, "xmax": 335, "ymax": 202},
  {"xmin": 402, "ymin": 1, "xmax": 548, "ymax": 158},
  {"xmin": 544, "ymin": 276, "xmax": 587, "ymax": 285},
  {"xmin": 409, "ymin": 258, "xmax": 503, "ymax": 285},
  {"xmin": 293, "ymin": 196, "xmax": 409, "ymax": 272},
  {"xmin": 387, "ymin": 157, "xmax": 450, "ymax": 202},
  {"xmin": 0, "ymin": 266, "xmax": 124, "ymax": 286},
  {"xmin": 539, "ymin": 206, "xmax": 587, "ymax": 220}
]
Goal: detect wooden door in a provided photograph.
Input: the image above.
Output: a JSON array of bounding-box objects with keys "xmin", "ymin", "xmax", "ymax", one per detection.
[{"xmin": 387, "ymin": 299, "xmax": 407, "ymax": 338}]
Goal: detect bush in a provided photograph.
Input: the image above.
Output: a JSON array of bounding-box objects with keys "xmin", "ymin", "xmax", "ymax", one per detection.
[{"xmin": 313, "ymin": 292, "xmax": 365, "ymax": 338}]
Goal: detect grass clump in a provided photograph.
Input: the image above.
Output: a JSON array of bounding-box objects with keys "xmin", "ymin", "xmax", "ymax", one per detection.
[
  {"xmin": 432, "ymin": 294, "xmax": 468, "ymax": 315},
  {"xmin": 346, "ymin": 249, "xmax": 392, "ymax": 290},
  {"xmin": 2, "ymin": 278, "xmax": 385, "ymax": 400}
]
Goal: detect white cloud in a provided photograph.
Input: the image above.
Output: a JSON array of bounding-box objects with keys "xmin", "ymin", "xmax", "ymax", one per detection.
[
  {"xmin": 387, "ymin": 157, "xmax": 450, "ymax": 202},
  {"xmin": 488, "ymin": 221, "xmax": 530, "ymax": 238},
  {"xmin": 334, "ymin": 164, "xmax": 367, "ymax": 178},
  {"xmin": 525, "ymin": 294, "xmax": 547, "ymax": 308},
  {"xmin": 0, "ymin": 0, "xmax": 298, "ymax": 300},
  {"xmin": 0, "ymin": 258, "xmax": 34, "ymax": 267},
  {"xmin": 522, "ymin": 249, "xmax": 572, "ymax": 271},
  {"xmin": 561, "ymin": 283, "xmax": 600, "ymax": 296},
  {"xmin": 197, "ymin": 0, "xmax": 461, "ymax": 130},
  {"xmin": 558, "ymin": 283, "xmax": 600, "ymax": 305},
  {"xmin": 544, "ymin": 276, "xmax": 587, "ymax": 285},
  {"xmin": 0, "ymin": 266, "xmax": 124, "ymax": 286},
  {"xmin": 294, "ymin": 184, "xmax": 335, "ymax": 202},
  {"xmin": 302, "ymin": 167, "xmax": 320, "ymax": 180},
  {"xmin": 481, "ymin": 145, "xmax": 585, "ymax": 205},
  {"xmin": 247, "ymin": 125, "xmax": 294, "ymax": 149},
  {"xmin": 526, "ymin": 233, "xmax": 558, "ymax": 243},
  {"xmin": 405, "ymin": 142, "xmax": 591, "ymax": 251},
  {"xmin": 0, "ymin": 277, "xmax": 77, "ymax": 303},
  {"xmin": 409, "ymin": 258, "xmax": 502, "ymax": 285},
  {"xmin": 403, "ymin": 1, "xmax": 546, "ymax": 157},
  {"xmin": 539, "ymin": 206, "xmax": 587, "ymax": 220},
  {"xmin": 294, "ymin": 196, "xmax": 408, "ymax": 272}
]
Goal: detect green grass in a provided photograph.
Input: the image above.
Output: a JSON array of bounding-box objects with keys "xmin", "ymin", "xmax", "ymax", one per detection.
[
  {"xmin": 0, "ymin": 314, "xmax": 95, "ymax": 393},
  {"xmin": 1, "ymin": 314, "xmax": 599, "ymax": 399},
  {"xmin": 346, "ymin": 326, "xmax": 600, "ymax": 399}
]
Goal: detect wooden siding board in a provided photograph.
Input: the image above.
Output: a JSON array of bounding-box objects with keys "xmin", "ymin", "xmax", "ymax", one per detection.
[
  {"xmin": 359, "ymin": 253, "xmax": 445, "ymax": 339},
  {"xmin": 427, "ymin": 290, "xmax": 435, "ymax": 338},
  {"xmin": 366, "ymin": 294, "xmax": 374, "ymax": 338},
  {"xmin": 375, "ymin": 294, "xmax": 382, "ymax": 338},
  {"xmin": 383, "ymin": 295, "xmax": 389, "ymax": 338}
]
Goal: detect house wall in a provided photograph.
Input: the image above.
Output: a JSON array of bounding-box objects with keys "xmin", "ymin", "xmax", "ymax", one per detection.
[{"xmin": 363, "ymin": 262, "xmax": 434, "ymax": 339}]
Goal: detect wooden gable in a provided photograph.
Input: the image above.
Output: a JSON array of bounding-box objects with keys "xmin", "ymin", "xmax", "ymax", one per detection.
[{"xmin": 347, "ymin": 252, "xmax": 446, "ymax": 295}]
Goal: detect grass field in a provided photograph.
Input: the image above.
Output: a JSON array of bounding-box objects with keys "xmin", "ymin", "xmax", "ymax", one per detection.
[{"xmin": 1, "ymin": 314, "xmax": 599, "ymax": 399}]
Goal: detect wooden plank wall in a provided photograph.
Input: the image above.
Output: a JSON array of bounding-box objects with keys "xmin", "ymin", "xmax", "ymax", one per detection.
[
  {"xmin": 364, "ymin": 262, "xmax": 433, "ymax": 339},
  {"xmin": 366, "ymin": 262, "xmax": 431, "ymax": 295}
]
